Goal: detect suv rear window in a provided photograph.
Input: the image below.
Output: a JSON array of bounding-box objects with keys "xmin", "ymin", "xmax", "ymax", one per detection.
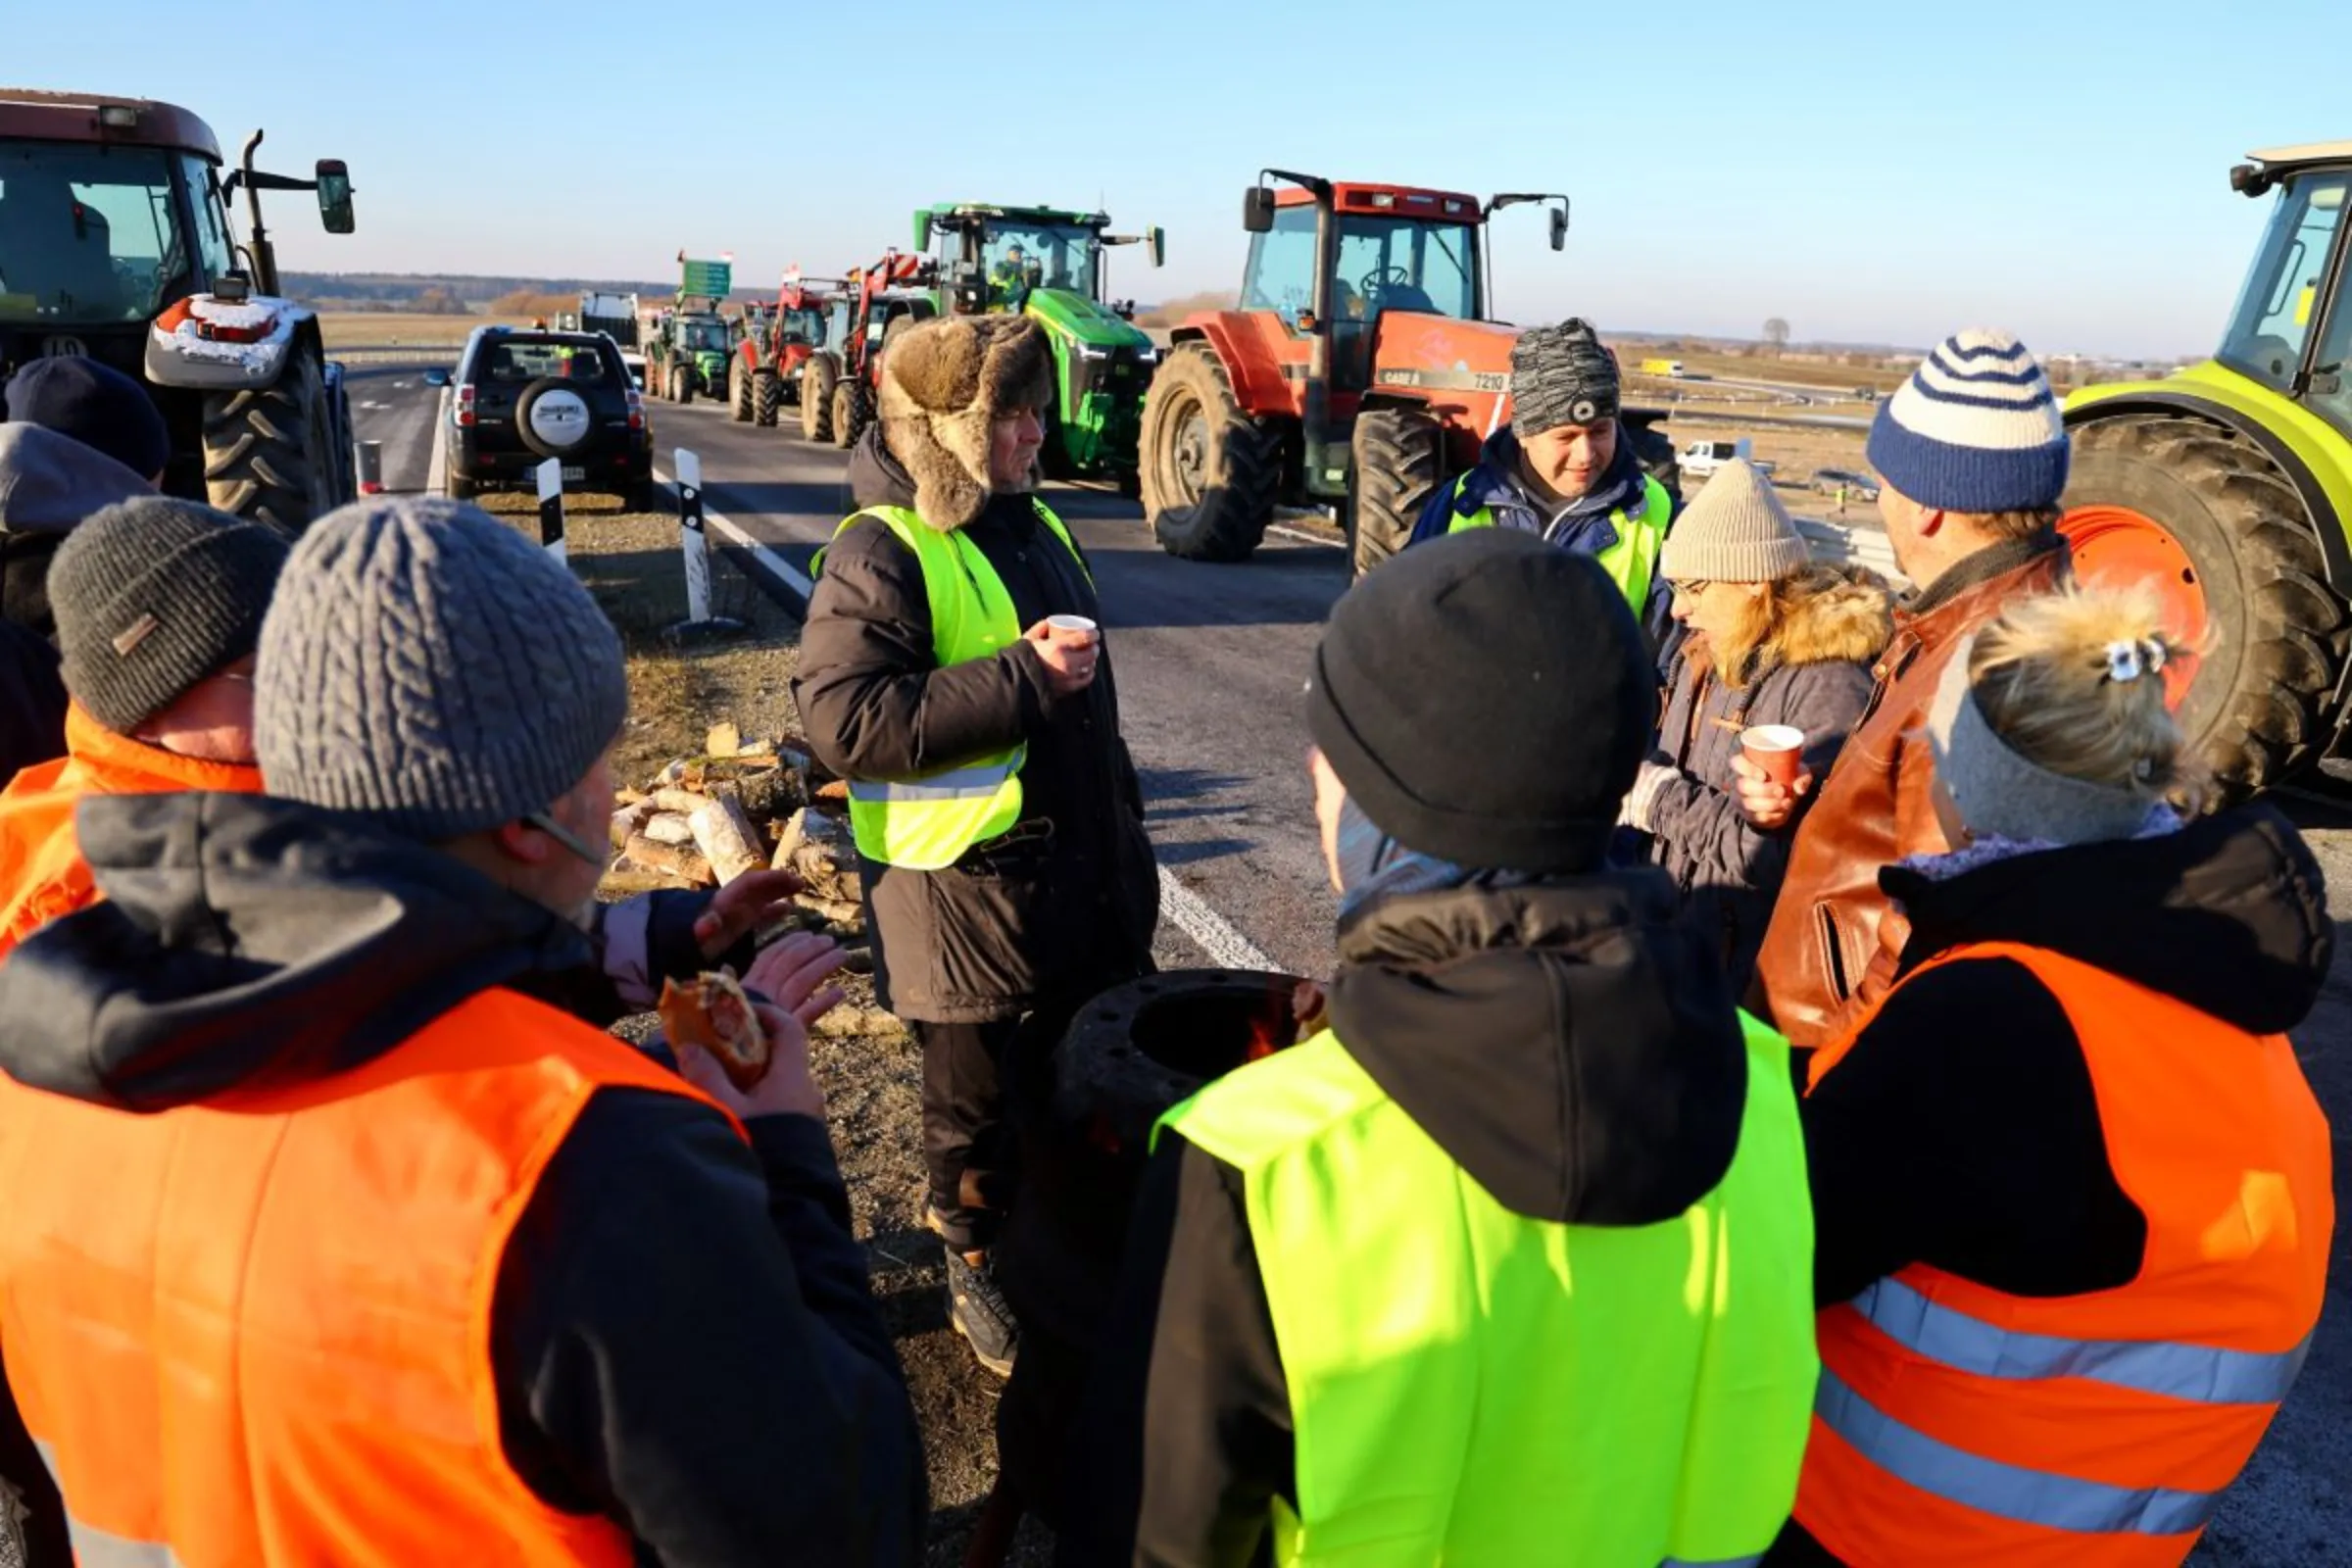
[{"xmin": 480, "ymin": 338, "xmax": 613, "ymax": 385}]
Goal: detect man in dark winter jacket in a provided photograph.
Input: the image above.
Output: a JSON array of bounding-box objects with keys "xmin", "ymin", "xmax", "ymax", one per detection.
[
  {"xmin": 1066, "ymin": 531, "xmax": 1816, "ymax": 1567},
  {"xmin": 0, "ymin": 498, "xmax": 925, "ymax": 1567},
  {"xmin": 1401, "ymin": 319, "xmax": 1679, "ymax": 638},
  {"xmin": 795, "ymin": 314, "xmax": 1160, "ymax": 1378},
  {"xmin": 0, "ymin": 422, "xmax": 155, "ymax": 779}
]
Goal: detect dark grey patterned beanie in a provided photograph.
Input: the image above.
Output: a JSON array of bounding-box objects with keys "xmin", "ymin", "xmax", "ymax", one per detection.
[
  {"xmin": 255, "ymin": 497, "xmax": 628, "ymax": 840},
  {"xmin": 1510, "ymin": 318, "xmax": 1621, "ymax": 438}
]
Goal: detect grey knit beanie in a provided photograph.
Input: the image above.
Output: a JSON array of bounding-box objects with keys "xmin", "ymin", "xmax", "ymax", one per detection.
[
  {"xmin": 50, "ymin": 497, "xmax": 288, "ymax": 733},
  {"xmin": 1659, "ymin": 460, "xmax": 1810, "ymax": 583},
  {"xmin": 1510, "ymin": 319, "xmax": 1620, "ymax": 438},
  {"xmin": 256, "ymin": 497, "xmax": 628, "ymax": 841},
  {"xmin": 1925, "ymin": 633, "xmax": 2153, "ymax": 846}
]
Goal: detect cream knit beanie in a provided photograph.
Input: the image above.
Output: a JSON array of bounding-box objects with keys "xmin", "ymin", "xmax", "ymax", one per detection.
[{"xmin": 1658, "ymin": 459, "xmax": 1809, "ymax": 583}]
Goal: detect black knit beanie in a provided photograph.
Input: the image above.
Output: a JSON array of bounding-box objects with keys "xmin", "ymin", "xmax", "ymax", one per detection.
[
  {"xmin": 5, "ymin": 356, "xmax": 172, "ymax": 482},
  {"xmin": 1510, "ymin": 318, "xmax": 1621, "ymax": 438},
  {"xmin": 50, "ymin": 497, "xmax": 289, "ymax": 733},
  {"xmin": 1306, "ymin": 529, "xmax": 1651, "ymax": 872}
]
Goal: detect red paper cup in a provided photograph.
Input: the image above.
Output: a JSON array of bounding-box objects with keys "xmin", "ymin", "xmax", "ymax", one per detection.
[{"xmin": 1740, "ymin": 724, "xmax": 1805, "ymax": 787}]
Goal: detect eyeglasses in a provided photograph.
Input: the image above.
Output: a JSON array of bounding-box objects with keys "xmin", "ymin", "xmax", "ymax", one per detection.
[{"xmin": 1671, "ymin": 578, "xmax": 1714, "ymax": 596}]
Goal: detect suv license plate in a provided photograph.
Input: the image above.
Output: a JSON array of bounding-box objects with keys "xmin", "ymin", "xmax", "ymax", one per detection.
[{"xmin": 560, "ymin": 466, "xmax": 585, "ymax": 481}]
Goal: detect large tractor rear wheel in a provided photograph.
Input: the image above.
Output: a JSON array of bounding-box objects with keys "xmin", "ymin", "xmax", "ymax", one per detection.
[
  {"xmin": 1142, "ymin": 342, "xmax": 1278, "ymax": 563},
  {"xmin": 670, "ymin": 364, "xmax": 693, "ymax": 406},
  {"xmin": 2062, "ymin": 414, "xmax": 2344, "ymax": 799},
  {"xmin": 754, "ymin": 368, "xmax": 780, "ymax": 427},
  {"xmin": 202, "ymin": 349, "xmax": 341, "ymax": 533},
  {"xmin": 802, "ymin": 354, "xmax": 840, "ymax": 443},
  {"xmin": 1348, "ymin": 404, "xmax": 1444, "ymax": 577}
]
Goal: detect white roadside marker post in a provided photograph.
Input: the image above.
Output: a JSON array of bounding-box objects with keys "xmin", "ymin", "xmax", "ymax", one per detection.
[
  {"xmin": 536, "ymin": 457, "xmax": 566, "ymax": 566},
  {"xmin": 668, "ymin": 448, "xmax": 743, "ymax": 641}
]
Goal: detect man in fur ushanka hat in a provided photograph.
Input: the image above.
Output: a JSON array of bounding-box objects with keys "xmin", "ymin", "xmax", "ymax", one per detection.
[{"xmin": 794, "ymin": 315, "xmax": 1160, "ymax": 1380}]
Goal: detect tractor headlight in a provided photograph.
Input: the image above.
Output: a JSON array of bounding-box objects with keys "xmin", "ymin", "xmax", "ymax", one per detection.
[
  {"xmin": 1134, "ymin": 344, "xmax": 1158, "ymax": 364},
  {"xmin": 1076, "ymin": 346, "xmax": 1110, "ymax": 361}
]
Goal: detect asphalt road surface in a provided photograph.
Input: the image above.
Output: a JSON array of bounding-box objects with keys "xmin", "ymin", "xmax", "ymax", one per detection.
[{"xmin": 353, "ymin": 368, "xmax": 2351, "ymax": 1563}]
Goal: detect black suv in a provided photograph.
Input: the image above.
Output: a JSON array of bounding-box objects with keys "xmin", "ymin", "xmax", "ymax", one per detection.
[{"xmin": 445, "ymin": 327, "xmax": 652, "ymax": 507}]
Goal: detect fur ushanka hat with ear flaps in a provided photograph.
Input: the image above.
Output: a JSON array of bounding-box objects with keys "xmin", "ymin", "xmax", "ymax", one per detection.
[{"xmin": 878, "ymin": 315, "xmax": 1055, "ymax": 530}]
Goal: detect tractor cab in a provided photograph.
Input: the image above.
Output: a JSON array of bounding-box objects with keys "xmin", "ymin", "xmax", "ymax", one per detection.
[
  {"xmin": 2217, "ymin": 144, "xmax": 2352, "ymax": 432},
  {"xmin": 916, "ymin": 203, "xmax": 1164, "ymax": 317}
]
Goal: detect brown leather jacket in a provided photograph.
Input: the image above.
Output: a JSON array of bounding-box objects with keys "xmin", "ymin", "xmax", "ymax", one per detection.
[{"xmin": 1749, "ymin": 532, "xmax": 2069, "ymax": 1047}]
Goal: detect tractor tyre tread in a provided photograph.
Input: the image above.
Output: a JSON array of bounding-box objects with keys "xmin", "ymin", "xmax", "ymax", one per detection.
[
  {"xmin": 2066, "ymin": 414, "xmax": 2343, "ymax": 798},
  {"xmin": 1141, "ymin": 342, "xmax": 1278, "ymax": 563},
  {"xmin": 201, "ymin": 351, "xmax": 338, "ymax": 534},
  {"xmin": 1348, "ymin": 404, "xmax": 1444, "ymax": 577},
  {"xmin": 754, "ymin": 368, "xmax": 781, "ymax": 427}
]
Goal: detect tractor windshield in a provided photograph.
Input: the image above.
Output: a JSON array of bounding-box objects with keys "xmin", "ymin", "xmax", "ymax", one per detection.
[
  {"xmin": 2219, "ymin": 172, "xmax": 2348, "ymax": 402},
  {"xmin": 0, "ymin": 139, "xmax": 206, "ymax": 325},
  {"xmin": 679, "ymin": 319, "xmax": 729, "ymax": 353},
  {"xmin": 981, "ymin": 220, "xmax": 1102, "ymax": 301},
  {"xmin": 1333, "ymin": 215, "xmax": 1479, "ymax": 321},
  {"xmin": 775, "ymin": 306, "xmax": 826, "ymax": 346}
]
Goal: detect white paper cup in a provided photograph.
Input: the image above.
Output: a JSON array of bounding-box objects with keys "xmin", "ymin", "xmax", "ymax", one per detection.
[{"xmin": 1046, "ymin": 613, "xmax": 1099, "ymax": 640}]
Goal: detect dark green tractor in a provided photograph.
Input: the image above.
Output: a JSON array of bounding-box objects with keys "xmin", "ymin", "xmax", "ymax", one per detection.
[{"xmin": 914, "ymin": 202, "xmax": 1165, "ymax": 487}]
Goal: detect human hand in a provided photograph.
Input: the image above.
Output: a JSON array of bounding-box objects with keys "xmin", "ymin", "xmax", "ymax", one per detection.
[
  {"xmin": 1290, "ymin": 978, "xmax": 1330, "ymax": 1043},
  {"xmin": 675, "ymin": 934, "xmax": 849, "ymax": 1119},
  {"xmin": 1730, "ymin": 753, "xmax": 1813, "ymax": 831},
  {"xmin": 693, "ymin": 866, "xmax": 807, "ymax": 958},
  {"xmin": 1023, "ymin": 618, "xmax": 1100, "ymax": 697}
]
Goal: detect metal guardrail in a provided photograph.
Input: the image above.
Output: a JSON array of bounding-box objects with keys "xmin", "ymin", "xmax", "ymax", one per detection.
[{"xmin": 325, "ymin": 346, "xmax": 464, "ymax": 364}]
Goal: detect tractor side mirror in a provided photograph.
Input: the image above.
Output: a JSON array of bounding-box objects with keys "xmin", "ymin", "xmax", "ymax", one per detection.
[
  {"xmin": 1243, "ymin": 186, "xmax": 1275, "ymax": 234},
  {"xmin": 1148, "ymin": 225, "xmax": 1166, "ymax": 269},
  {"xmin": 1549, "ymin": 204, "xmax": 1569, "ymax": 252},
  {"xmin": 913, "ymin": 211, "xmax": 933, "ymax": 252},
  {"xmin": 316, "ymin": 160, "xmax": 355, "ymax": 234}
]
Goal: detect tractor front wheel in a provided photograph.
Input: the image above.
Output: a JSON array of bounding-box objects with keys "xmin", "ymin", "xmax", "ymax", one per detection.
[
  {"xmin": 755, "ymin": 368, "xmax": 780, "ymax": 427},
  {"xmin": 202, "ymin": 348, "xmax": 340, "ymax": 533},
  {"xmin": 2062, "ymin": 414, "xmax": 2344, "ymax": 799},
  {"xmin": 1348, "ymin": 404, "xmax": 1444, "ymax": 577},
  {"xmin": 1142, "ymin": 342, "xmax": 1278, "ymax": 563},
  {"xmin": 671, "ymin": 364, "xmax": 693, "ymax": 406},
  {"xmin": 730, "ymin": 360, "xmax": 755, "ymax": 422},
  {"xmin": 803, "ymin": 355, "xmax": 840, "ymax": 443},
  {"xmin": 833, "ymin": 380, "xmax": 871, "ymax": 451}
]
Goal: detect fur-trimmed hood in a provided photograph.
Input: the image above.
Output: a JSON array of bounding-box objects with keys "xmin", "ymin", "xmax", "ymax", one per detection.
[
  {"xmin": 877, "ymin": 315, "xmax": 1054, "ymax": 531},
  {"xmin": 1755, "ymin": 563, "xmax": 1891, "ymax": 671}
]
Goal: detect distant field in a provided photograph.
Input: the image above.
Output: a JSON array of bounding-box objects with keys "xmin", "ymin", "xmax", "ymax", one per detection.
[
  {"xmin": 1619, "ymin": 344, "xmax": 1913, "ymax": 396},
  {"xmin": 318, "ymin": 313, "xmax": 518, "ymax": 347}
]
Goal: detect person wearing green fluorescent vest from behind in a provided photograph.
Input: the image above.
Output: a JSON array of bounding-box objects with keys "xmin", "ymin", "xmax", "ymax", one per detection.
[
  {"xmin": 1404, "ymin": 318, "xmax": 1679, "ymax": 644},
  {"xmin": 793, "ymin": 316, "xmax": 1159, "ymax": 1383},
  {"xmin": 1064, "ymin": 530, "xmax": 1818, "ymax": 1568}
]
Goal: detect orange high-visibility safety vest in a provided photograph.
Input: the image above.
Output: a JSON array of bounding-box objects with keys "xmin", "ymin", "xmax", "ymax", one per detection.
[
  {"xmin": 0, "ymin": 703, "xmax": 262, "ymax": 961},
  {"xmin": 0, "ymin": 986, "xmax": 746, "ymax": 1567},
  {"xmin": 1796, "ymin": 941, "xmax": 2332, "ymax": 1566}
]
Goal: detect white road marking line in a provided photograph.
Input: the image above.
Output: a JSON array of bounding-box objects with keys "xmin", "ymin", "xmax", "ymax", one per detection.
[
  {"xmin": 647, "ymin": 458, "xmax": 1283, "ymax": 977},
  {"xmin": 425, "ymin": 396, "xmax": 449, "ymax": 494},
  {"xmin": 1156, "ymin": 866, "xmax": 1279, "ymax": 973}
]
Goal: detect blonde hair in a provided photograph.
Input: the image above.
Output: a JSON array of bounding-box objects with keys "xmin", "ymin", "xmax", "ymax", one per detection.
[{"xmin": 1965, "ymin": 585, "xmax": 2199, "ymax": 802}]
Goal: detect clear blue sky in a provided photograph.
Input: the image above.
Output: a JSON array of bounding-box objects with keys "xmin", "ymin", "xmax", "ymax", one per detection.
[{"xmin": 19, "ymin": 0, "xmax": 2350, "ymax": 357}]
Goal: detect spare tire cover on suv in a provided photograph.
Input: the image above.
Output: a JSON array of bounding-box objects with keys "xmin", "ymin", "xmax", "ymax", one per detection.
[{"xmin": 515, "ymin": 378, "xmax": 597, "ymax": 458}]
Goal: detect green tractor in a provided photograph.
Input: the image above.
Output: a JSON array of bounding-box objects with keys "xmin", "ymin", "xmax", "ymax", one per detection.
[
  {"xmin": 2061, "ymin": 141, "xmax": 2352, "ymax": 799},
  {"xmin": 914, "ymin": 202, "xmax": 1165, "ymax": 485},
  {"xmin": 643, "ymin": 255, "xmax": 735, "ymax": 405}
]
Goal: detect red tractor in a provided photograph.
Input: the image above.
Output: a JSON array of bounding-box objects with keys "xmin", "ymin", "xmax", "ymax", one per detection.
[
  {"xmin": 729, "ymin": 268, "xmax": 854, "ymax": 429},
  {"xmin": 1139, "ymin": 170, "xmax": 1675, "ymax": 568},
  {"xmin": 799, "ymin": 248, "xmax": 938, "ymax": 448}
]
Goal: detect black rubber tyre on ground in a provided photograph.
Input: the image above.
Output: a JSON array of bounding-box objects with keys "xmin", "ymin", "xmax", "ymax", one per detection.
[
  {"xmin": 833, "ymin": 379, "xmax": 872, "ymax": 451},
  {"xmin": 803, "ymin": 354, "xmax": 840, "ymax": 443},
  {"xmin": 619, "ymin": 477, "xmax": 659, "ymax": 513},
  {"xmin": 754, "ymin": 368, "xmax": 780, "ymax": 427},
  {"xmin": 201, "ymin": 348, "xmax": 342, "ymax": 533},
  {"xmin": 446, "ymin": 473, "xmax": 475, "ymax": 502},
  {"xmin": 730, "ymin": 359, "xmax": 755, "ymax": 422},
  {"xmin": 1348, "ymin": 404, "xmax": 1444, "ymax": 577},
  {"xmin": 1140, "ymin": 342, "xmax": 1280, "ymax": 563},
  {"xmin": 670, "ymin": 364, "xmax": 693, "ymax": 406},
  {"xmin": 2064, "ymin": 413, "xmax": 2345, "ymax": 798}
]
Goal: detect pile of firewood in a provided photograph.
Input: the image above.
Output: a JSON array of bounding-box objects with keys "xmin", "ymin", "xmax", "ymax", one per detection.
[{"xmin": 606, "ymin": 719, "xmax": 861, "ymax": 924}]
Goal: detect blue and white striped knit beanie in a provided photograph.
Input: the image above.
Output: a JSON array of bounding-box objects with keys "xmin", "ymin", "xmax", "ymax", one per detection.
[{"xmin": 1866, "ymin": 329, "xmax": 2069, "ymax": 514}]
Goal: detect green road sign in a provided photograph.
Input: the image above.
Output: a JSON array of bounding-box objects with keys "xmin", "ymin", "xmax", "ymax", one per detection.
[{"xmin": 681, "ymin": 259, "xmax": 732, "ymax": 297}]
